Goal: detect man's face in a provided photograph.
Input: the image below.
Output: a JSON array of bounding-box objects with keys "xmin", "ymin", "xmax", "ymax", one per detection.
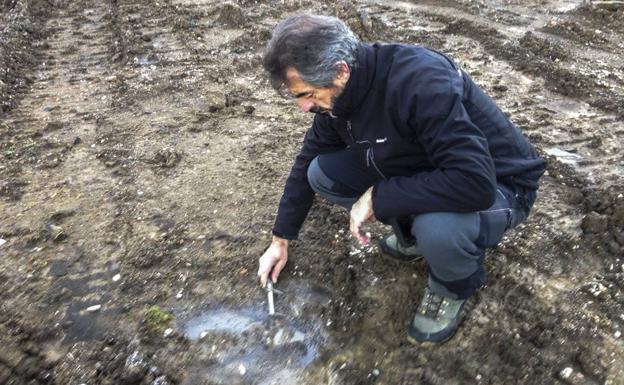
[{"xmin": 284, "ymin": 65, "xmax": 349, "ymax": 115}]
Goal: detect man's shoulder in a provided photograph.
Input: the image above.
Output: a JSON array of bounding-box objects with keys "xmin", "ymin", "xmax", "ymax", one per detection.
[
  {"xmin": 374, "ymin": 44, "xmax": 464, "ymax": 118},
  {"xmin": 377, "ymin": 44, "xmax": 458, "ymax": 92}
]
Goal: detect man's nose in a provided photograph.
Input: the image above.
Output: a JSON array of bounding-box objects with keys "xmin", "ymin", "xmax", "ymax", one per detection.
[{"xmin": 297, "ymin": 99, "xmax": 315, "ymax": 113}]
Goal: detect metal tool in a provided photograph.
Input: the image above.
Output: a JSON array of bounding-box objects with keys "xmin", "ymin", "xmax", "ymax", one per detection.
[{"xmin": 266, "ymin": 281, "xmax": 275, "ymax": 315}]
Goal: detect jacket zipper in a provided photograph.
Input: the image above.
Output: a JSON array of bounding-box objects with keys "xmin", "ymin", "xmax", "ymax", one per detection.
[{"xmin": 347, "ymin": 120, "xmax": 387, "ymax": 180}]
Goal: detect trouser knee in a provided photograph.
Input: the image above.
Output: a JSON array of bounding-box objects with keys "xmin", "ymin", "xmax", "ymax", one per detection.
[
  {"xmin": 307, "ymin": 157, "xmax": 330, "ymax": 196},
  {"xmin": 307, "ymin": 157, "xmax": 357, "ymax": 209},
  {"xmin": 411, "ymin": 212, "xmax": 482, "ymax": 282}
]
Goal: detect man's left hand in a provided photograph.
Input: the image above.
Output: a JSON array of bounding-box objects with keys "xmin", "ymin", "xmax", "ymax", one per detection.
[{"xmin": 350, "ymin": 186, "xmax": 376, "ymax": 245}]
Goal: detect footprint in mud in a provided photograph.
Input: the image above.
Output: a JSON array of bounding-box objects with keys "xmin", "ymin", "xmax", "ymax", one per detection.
[{"xmin": 180, "ymin": 281, "xmax": 330, "ymax": 385}]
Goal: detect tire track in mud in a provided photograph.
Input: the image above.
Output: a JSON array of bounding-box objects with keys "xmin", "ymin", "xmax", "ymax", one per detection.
[
  {"xmin": 0, "ymin": 1, "xmax": 116, "ymax": 299},
  {"xmin": 366, "ymin": 0, "xmax": 624, "ymax": 119},
  {"xmin": 440, "ymin": 16, "xmax": 624, "ymax": 117},
  {"xmin": 0, "ymin": 1, "xmax": 148, "ymax": 384},
  {"xmin": 101, "ymin": 0, "xmax": 254, "ymax": 279},
  {"xmin": 0, "ymin": 0, "xmax": 48, "ymax": 114}
]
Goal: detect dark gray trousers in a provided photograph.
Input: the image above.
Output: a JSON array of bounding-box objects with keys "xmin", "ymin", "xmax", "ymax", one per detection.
[{"xmin": 307, "ymin": 149, "xmax": 534, "ymax": 299}]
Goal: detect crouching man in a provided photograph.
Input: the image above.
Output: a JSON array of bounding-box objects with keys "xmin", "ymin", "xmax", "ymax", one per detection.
[{"xmin": 257, "ymin": 13, "xmax": 545, "ymax": 343}]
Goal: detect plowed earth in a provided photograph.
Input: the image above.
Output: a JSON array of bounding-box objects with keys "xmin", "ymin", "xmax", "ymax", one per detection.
[{"xmin": 1, "ymin": 1, "xmax": 624, "ymax": 384}]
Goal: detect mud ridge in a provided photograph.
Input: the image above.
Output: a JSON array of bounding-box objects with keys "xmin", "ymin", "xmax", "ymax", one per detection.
[
  {"xmin": 0, "ymin": 0, "xmax": 49, "ymax": 114},
  {"xmin": 429, "ymin": 14, "xmax": 624, "ymax": 120}
]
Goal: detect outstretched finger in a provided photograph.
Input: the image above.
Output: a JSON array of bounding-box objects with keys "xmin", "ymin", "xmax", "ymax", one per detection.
[
  {"xmin": 271, "ymin": 259, "xmax": 286, "ymax": 284},
  {"xmin": 349, "ymin": 217, "xmax": 359, "ymax": 241},
  {"xmin": 259, "ymin": 272, "xmax": 267, "ymax": 288},
  {"xmin": 258, "ymin": 267, "xmax": 269, "ymax": 287}
]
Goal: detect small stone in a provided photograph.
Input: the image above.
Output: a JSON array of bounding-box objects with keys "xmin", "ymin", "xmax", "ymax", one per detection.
[
  {"xmin": 112, "ymin": 273, "xmax": 121, "ymax": 282},
  {"xmin": 163, "ymin": 328, "xmax": 173, "ymax": 337},
  {"xmin": 47, "ymin": 224, "xmax": 65, "ymax": 241},
  {"xmin": 615, "ymin": 330, "xmax": 621, "ymax": 339},
  {"xmin": 122, "ymin": 351, "xmax": 147, "ymax": 384},
  {"xmin": 152, "ymin": 376, "xmax": 169, "ymax": 385},
  {"xmin": 176, "ymin": 291, "xmax": 183, "ymax": 299},
  {"xmin": 372, "ymin": 369, "xmax": 380, "ymax": 376},
  {"xmin": 238, "ymin": 363, "xmax": 246, "ymax": 375},
  {"xmin": 0, "ymin": 238, "xmax": 6, "ymax": 247},
  {"xmin": 199, "ymin": 331, "xmax": 208, "ymax": 339},
  {"xmin": 559, "ymin": 367, "xmax": 573, "ymax": 379},
  {"xmin": 86, "ymin": 305, "xmax": 102, "ymax": 312}
]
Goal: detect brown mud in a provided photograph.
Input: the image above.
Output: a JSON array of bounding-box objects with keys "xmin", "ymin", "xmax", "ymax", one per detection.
[{"xmin": 1, "ymin": 0, "xmax": 624, "ymax": 384}]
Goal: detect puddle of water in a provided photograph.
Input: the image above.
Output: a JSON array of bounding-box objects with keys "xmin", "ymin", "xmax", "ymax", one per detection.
[
  {"xmin": 545, "ymin": 147, "xmax": 583, "ymax": 166},
  {"xmin": 136, "ymin": 55, "xmax": 159, "ymax": 66},
  {"xmin": 180, "ymin": 281, "xmax": 330, "ymax": 385},
  {"xmin": 184, "ymin": 308, "xmax": 263, "ymax": 339},
  {"xmin": 552, "ymin": 0, "xmax": 581, "ymax": 13},
  {"xmin": 543, "ymin": 98, "xmax": 593, "ymax": 120}
]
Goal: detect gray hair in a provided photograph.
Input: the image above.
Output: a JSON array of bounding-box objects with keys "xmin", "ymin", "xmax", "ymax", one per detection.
[{"xmin": 263, "ymin": 13, "xmax": 360, "ymax": 89}]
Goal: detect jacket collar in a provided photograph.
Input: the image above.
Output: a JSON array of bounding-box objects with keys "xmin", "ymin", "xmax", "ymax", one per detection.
[{"xmin": 331, "ymin": 44, "xmax": 377, "ymax": 118}]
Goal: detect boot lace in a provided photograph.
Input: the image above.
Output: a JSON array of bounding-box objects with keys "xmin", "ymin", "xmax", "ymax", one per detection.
[{"xmin": 418, "ymin": 289, "xmax": 449, "ymax": 319}]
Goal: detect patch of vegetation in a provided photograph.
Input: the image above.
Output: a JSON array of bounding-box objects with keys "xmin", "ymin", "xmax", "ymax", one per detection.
[{"xmin": 144, "ymin": 306, "xmax": 173, "ymax": 332}]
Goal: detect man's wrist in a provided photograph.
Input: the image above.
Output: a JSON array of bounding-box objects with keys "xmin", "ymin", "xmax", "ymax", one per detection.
[{"xmin": 272, "ymin": 236, "xmax": 289, "ymax": 247}]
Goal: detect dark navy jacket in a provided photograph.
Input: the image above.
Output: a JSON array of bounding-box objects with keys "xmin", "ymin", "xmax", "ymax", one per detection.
[{"xmin": 272, "ymin": 43, "xmax": 545, "ymax": 240}]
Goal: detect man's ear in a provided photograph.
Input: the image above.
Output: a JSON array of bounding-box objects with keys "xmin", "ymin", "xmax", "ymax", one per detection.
[{"xmin": 334, "ymin": 61, "xmax": 351, "ymax": 80}]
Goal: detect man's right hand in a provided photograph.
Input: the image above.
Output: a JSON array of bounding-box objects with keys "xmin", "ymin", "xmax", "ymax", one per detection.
[{"xmin": 257, "ymin": 236, "xmax": 289, "ymax": 287}]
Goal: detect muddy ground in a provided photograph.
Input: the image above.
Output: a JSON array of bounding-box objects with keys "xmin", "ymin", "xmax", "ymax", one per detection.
[{"xmin": 1, "ymin": 0, "xmax": 624, "ymax": 384}]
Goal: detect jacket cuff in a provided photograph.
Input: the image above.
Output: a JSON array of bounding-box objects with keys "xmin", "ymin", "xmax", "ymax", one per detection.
[
  {"xmin": 371, "ymin": 182, "xmax": 389, "ymax": 223},
  {"xmin": 271, "ymin": 229, "xmax": 298, "ymax": 241}
]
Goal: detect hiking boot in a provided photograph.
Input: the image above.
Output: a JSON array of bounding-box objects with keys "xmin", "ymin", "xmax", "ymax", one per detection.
[
  {"xmin": 379, "ymin": 234, "xmax": 422, "ymax": 262},
  {"xmin": 407, "ymin": 287, "xmax": 471, "ymax": 343}
]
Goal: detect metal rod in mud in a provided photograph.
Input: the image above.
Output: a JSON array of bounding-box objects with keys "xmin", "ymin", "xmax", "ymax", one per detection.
[{"xmin": 266, "ymin": 281, "xmax": 275, "ymax": 315}]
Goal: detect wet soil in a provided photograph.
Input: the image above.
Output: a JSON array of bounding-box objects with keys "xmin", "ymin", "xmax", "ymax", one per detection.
[{"xmin": 1, "ymin": 0, "xmax": 624, "ymax": 384}]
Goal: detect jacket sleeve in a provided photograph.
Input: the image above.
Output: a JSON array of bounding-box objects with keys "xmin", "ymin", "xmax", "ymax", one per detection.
[
  {"xmin": 372, "ymin": 56, "xmax": 497, "ymax": 221},
  {"xmin": 272, "ymin": 115, "xmax": 346, "ymax": 240}
]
